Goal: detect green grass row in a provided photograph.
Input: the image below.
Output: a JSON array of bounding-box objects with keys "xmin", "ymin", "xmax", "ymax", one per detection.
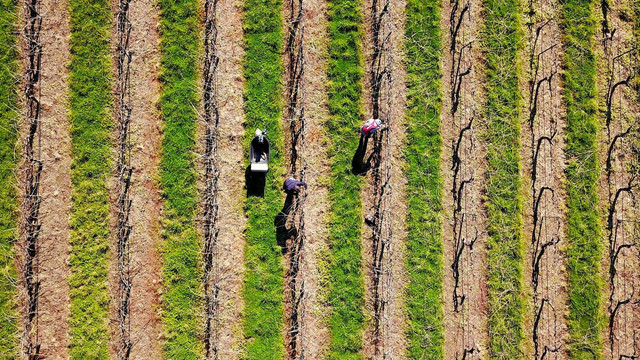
[
  {"xmin": 325, "ymin": 0, "xmax": 366, "ymax": 358},
  {"xmin": 67, "ymin": 0, "xmax": 114, "ymax": 356},
  {"xmin": 241, "ymin": 0, "xmax": 286, "ymax": 357},
  {"xmin": 403, "ymin": 0, "xmax": 445, "ymax": 358},
  {"xmin": 560, "ymin": 0, "xmax": 604, "ymax": 357},
  {"xmin": 481, "ymin": 0, "xmax": 526, "ymax": 357},
  {"xmin": 0, "ymin": 0, "xmax": 19, "ymax": 357},
  {"xmin": 157, "ymin": 0, "xmax": 202, "ymax": 356}
]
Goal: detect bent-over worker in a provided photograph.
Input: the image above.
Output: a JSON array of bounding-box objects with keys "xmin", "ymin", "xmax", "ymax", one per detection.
[
  {"xmin": 283, "ymin": 177, "xmax": 307, "ymax": 194},
  {"xmin": 361, "ymin": 118, "xmax": 383, "ymax": 136}
]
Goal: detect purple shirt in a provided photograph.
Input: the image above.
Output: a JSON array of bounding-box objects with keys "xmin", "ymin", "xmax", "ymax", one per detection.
[{"xmin": 283, "ymin": 178, "xmax": 307, "ymax": 193}]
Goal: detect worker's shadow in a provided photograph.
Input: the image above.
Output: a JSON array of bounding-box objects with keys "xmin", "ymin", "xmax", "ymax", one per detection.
[
  {"xmin": 275, "ymin": 192, "xmax": 297, "ymax": 254},
  {"xmin": 352, "ymin": 134, "xmax": 380, "ymax": 175},
  {"xmin": 245, "ymin": 166, "xmax": 266, "ymax": 197}
]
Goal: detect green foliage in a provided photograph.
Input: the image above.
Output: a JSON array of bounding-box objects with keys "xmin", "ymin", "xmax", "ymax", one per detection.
[
  {"xmin": 325, "ymin": 0, "xmax": 366, "ymax": 358},
  {"xmin": 241, "ymin": 0, "xmax": 286, "ymax": 358},
  {"xmin": 560, "ymin": 0, "xmax": 604, "ymax": 357},
  {"xmin": 404, "ymin": 0, "xmax": 445, "ymax": 358},
  {"xmin": 481, "ymin": 0, "xmax": 526, "ymax": 357},
  {"xmin": 0, "ymin": 0, "xmax": 19, "ymax": 356},
  {"xmin": 157, "ymin": 0, "xmax": 202, "ymax": 357},
  {"xmin": 67, "ymin": 0, "xmax": 114, "ymax": 357}
]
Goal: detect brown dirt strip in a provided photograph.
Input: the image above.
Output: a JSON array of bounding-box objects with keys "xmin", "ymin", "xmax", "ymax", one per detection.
[
  {"xmin": 441, "ymin": 0, "xmax": 488, "ymax": 357},
  {"xmin": 521, "ymin": 0, "xmax": 568, "ymax": 358},
  {"xmin": 205, "ymin": 1, "xmax": 247, "ymax": 357},
  {"xmin": 280, "ymin": 0, "xmax": 332, "ymax": 357},
  {"xmin": 595, "ymin": 0, "xmax": 640, "ymax": 358},
  {"xmin": 114, "ymin": 0, "xmax": 165, "ymax": 357},
  {"xmin": 281, "ymin": 1, "xmax": 304, "ymax": 356},
  {"xmin": 360, "ymin": 0, "xmax": 409, "ymax": 357},
  {"xmin": 384, "ymin": 1, "xmax": 408, "ymax": 357},
  {"xmin": 106, "ymin": 0, "xmax": 164, "ymax": 357},
  {"xmin": 20, "ymin": 1, "xmax": 73, "ymax": 357},
  {"xmin": 17, "ymin": 0, "xmax": 44, "ymax": 355}
]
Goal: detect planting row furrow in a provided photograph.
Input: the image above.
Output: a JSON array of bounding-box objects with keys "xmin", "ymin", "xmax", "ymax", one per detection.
[
  {"xmin": 113, "ymin": 0, "xmax": 134, "ymax": 356},
  {"xmin": 241, "ymin": 0, "xmax": 286, "ymax": 357},
  {"xmin": 442, "ymin": 0, "xmax": 487, "ymax": 356},
  {"xmin": 325, "ymin": 0, "xmax": 367, "ymax": 356},
  {"xmin": 116, "ymin": 0, "xmax": 164, "ymax": 355},
  {"xmin": 157, "ymin": 0, "xmax": 201, "ymax": 354},
  {"xmin": 596, "ymin": 0, "xmax": 640, "ymax": 357},
  {"xmin": 362, "ymin": 0, "xmax": 393, "ymax": 356},
  {"xmin": 19, "ymin": 2, "xmax": 76, "ymax": 357},
  {"xmin": 206, "ymin": 0, "xmax": 248, "ymax": 356},
  {"xmin": 282, "ymin": 0, "xmax": 308, "ymax": 357},
  {"xmin": 361, "ymin": 0, "xmax": 408, "ymax": 357},
  {"xmin": 202, "ymin": 0, "xmax": 222, "ymax": 359},
  {"xmin": 67, "ymin": 0, "xmax": 113, "ymax": 355},
  {"xmin": 33, "ymin": 0, "xmax": 73, "ymax": 355},
  {"xmin": 0, "ymin": 0, "xmax": 19, "ymax": 356},
  {"xmin": 20, "ymin": 0, "xmax": 44, "ymax": 356},
  {"xmin": 560, "ymin": 0, "xmax": 604, "ymax": 357},
  {"xmin": 404, "ymin": 0, "xmax": 446, "ymax": 357},
  {"xmin": 282, "ymin": 0, "xmax": 333, "ymax": 356},
  {"xmin": 523, "ymin": 0, "xmax": 568, "ymax": 358}
]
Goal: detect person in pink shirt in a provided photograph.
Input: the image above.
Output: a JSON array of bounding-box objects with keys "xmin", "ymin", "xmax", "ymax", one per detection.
[{"xmin": 361, "ymin": 118, "xmax": 383, "ymax": 136}]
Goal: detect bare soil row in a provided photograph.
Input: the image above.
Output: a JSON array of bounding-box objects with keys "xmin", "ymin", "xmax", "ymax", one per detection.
[
  {"xmin": 360, "ymin": 0, "xmax": 409, "ymax": 358},
  {"xmin": 522, "ymin": 0, "xmax": 568, "ymax": 358},
  {"xmin": 596, "ymin": 0, "xmax": 640, "ymax": 358},
  {"xmin": 280, "ymin": 0, "xmax": 333, "ymax": 357},
  {"xmin": 19, "ymin": 0, "xmax": 72, "ymax": 357},
  {"xmin": 441, "ymin": 0, "xmax": 488, "ymax": 357}
]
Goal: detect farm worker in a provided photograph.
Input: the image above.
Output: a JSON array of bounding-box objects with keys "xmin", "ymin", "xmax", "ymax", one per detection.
[
  {"xmin": 255, "ymin": 128, "xmax": 267, "ymax": 142},
  {"xmin": 283, "ymin": 177, "xmax": 307, "ymax": 194},
  {"xmin": 365, "ymin": 214, "xmax": 376, "ymax": 227},
  {"xmin": 361, "ymin": 118, "xmax": 382, "ymax": 136}
]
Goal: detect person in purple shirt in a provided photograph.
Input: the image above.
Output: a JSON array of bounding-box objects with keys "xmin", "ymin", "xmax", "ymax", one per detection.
[{"xmin": 283, "ymin": 177, "xmax": 307, "ymax": 194}]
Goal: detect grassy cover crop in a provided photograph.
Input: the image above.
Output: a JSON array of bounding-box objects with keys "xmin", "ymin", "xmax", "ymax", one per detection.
[
  {"xmin": 157, "ymin": 0, "xmax": 202, "ymax": 356},
  {"xmin": 67, "ymin": 0, "xmax": 113, "ymax": 356},
  {"xmin": 0, "ymin": 0, "xmax": 19, "ymax": 356},
  {"xmin": 241, "ymin": 0, "xmax": 286, "ymax": 357},
  {"xmin": 325, "ymin": 0, "xmax": 366, "ymax": 358},
  {"xmin": 560, "ymin": 0, "xmax": 604, "ymax": 357},
  {"xmin": 404, "ymin": 0, "xmax": 445, "ymax": 358},
  {"xmin": 481, "ymin": 0, "xmax": 526, "ymax": 357},
  {"xmin": 67, "ymin": 0, "xmax": 114, "ymax": 356}
]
